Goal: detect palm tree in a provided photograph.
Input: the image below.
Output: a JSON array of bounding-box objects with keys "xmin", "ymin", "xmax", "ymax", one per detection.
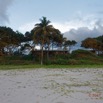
[{"xmin": 33, "ymin": 17, "xmax": 55, "ymax": 65}]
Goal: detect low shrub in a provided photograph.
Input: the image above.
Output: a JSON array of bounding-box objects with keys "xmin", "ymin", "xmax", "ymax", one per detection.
[
  {"xmin": 54, "ymin": 54, "xmax": 70, "ymax": 60},
  {"xmin": 22, "ymin": 54, "xmax": 34, "ymax": 60},
  {"xmin": 70, "ymin": 49, "xmax": 98, "ymax": 59},
  {"xmin": 68, "ymin": 59, "xmax": 79, "ymax": 65},
  {"xmin": 44, "ymin": 59, "xmax": 69, "ymax": 65}
]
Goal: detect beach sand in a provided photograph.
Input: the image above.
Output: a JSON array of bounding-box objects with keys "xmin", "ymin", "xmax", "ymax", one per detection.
[{"xmin": 0, "ymin": 68, "xmax": 103, "ymax": 103}]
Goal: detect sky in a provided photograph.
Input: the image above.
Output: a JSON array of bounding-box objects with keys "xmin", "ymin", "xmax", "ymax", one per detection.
[{"xmin": 0, "ymin": 0, "xmax": 103, "ymax": 41}]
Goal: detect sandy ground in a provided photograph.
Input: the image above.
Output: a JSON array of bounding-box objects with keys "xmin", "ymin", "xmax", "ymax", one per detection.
[{"xmin": 0, "ymin": 68, "xmax": 103, "ymax": 103}]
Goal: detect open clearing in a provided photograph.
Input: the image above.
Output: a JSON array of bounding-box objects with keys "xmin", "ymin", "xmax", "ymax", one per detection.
[{"xmin": 0, "ymin": 68, "xmax": 103, "ymax": 103}]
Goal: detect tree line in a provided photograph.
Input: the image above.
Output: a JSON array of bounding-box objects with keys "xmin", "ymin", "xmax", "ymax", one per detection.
[
  {"xmin": 0, "ymin": 17, "xmax": 77, "ymax": 65},
  {"xmin": 1, "ymin": 16, "xmax": 103, "ymax": 65}
]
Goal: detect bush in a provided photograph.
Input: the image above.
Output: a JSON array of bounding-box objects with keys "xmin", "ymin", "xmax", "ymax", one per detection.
[
  {"xmin": 54, "ymin": 54, "xmax": 70, "ymax": 60},
  {"xmin": 4, "ymin": 55, "xmax": 22, "ymax": 60},
  {"xmin": 70, "ymin": 49, "xmax": 98, "ymax": 59},
  {"xmin": 22, "ymin": 54, "xmax": 34, "ymax": 60},
  {"xmin": 68, "ymin": 59, "xmax": 79, "ymax": 65},
  {"xmin": 44, "ymin": 59, "xmax": 69, "ymax": 65}
]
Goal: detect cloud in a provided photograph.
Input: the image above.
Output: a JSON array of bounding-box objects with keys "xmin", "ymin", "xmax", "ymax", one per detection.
[
  {"xmin": 0, "ymin": 0, "xmax": 14, "ymax": 25},
  {"xmin": 64, "ymin": 20, "xmax": 103, "ymax": 42},
  {"xmin": 18, "ymin": 19, "xmax": 92, "ymax": 34},
  {"xmin": 18, "ymin": 14, "xmax": 103, "ymax": 42},
  {"xmin": 97, "ymin": 11, "xmax": 103, "ymax": 15},
  {"xmin": 18, "ymin": 21, "xmax": 76, "ymax": 33},
  {"xmin": 62, "ymin": 13, "xmax": 103, "ymax": 42},
  {"xmin": 18, "ymin": 14, "xmax": 96, "ymax": 33},
  {"xmin": 53, "ymin": 14, "xmax": 103, "ymax": 42}
]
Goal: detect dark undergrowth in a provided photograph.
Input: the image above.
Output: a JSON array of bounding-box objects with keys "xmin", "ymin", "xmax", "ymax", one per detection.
[{"xmin": 0, "ymin": 49, "xmax": 103, "ymax": 66}]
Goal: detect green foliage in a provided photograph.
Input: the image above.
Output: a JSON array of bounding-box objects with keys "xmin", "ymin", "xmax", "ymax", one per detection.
[
  {"xmin": 69, "ymin": 49, "xmax": 103, "ymax": 64},
  {"xmin": 22, "ymin": 54, "xmax": 34, "ymax": 60},
  {"xmin": 0, "ymin": 26, "xmax": 25, "ymax": 56},
  {"xmin": 44, "ymin": 53, "xmax": 70, "ymax": 65},
  {"xmin": 81, "ymin": 37, "xmax": 103, "ymax": 52},
  {"xmin": 70, "ymin": 49, "xmax": 97, "ymax": 59},
  {"xmin": 54, "ymin": 54, "xmax": 70, "ymax": 59},
  {"xmin": 44, "ymin": 59, "xmax": 68, "ymax": 65},
  {"xmin": 44, "ymin": 49, "xmax": 103, "ymax": 65},
  {"xmin": 1, "ymin": 49, "xmax": 103, "ymax": 65},
  {"xmin": 64, "ymin": 40, "xmax": 77, "ymax": 47},
  {"xmin": 1, "ymin": 64, "xmax": 103, "ymax": 70},
  {"xmin": 68, "ymin": 59, "xmax": 79, "ymax": 65},
  {"xmin": 0, "ymin": 55, "xmax": 35, "ymax": 65},
  {"xmin": 95, "ymin": 35, "xmax": 103, "ymax": 43}
]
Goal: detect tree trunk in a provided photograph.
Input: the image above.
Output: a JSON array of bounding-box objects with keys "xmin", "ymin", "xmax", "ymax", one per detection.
[
  {"xmin": 52, "ymin": 42, "xmax": 53, "ymax": 50},
  {"xmin": 47, "ymin": 44, "xmax": 50, "ymax": 60},
  {"xmin": 41, "ymin": 42, "xmax": 44, "ymax": 65},
  {"xmin": 0, "ymin": 48, "xmax": 4, "ymax": 56}
]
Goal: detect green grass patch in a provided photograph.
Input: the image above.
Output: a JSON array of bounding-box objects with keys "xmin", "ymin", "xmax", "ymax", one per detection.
[{"xmin": 0, "ymin": 64, "xmax": 103, "ymax": 70}]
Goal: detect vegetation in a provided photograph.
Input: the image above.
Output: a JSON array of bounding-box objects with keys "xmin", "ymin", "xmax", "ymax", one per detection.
[
  {"xmin": 0, "ymin": 49, "xmax": 103, "ymax": 66},
  {"xmin": 1, "ymin": 17, "xmax": 103, "ymax": 67},
  {"xmin": 63, "ymin": 40, "xmax": 77, "ymax": 51},
  {"xmin": 81, "ymin": 37, "xmax": 103, "ymax": 55},
  {"xmin": 0, "ymin": 64, "xmax": 103, "ymax": 70}
]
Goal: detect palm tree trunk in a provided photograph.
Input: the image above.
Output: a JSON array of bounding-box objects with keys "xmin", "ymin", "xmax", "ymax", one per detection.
[{"xmin": 41, "ymin": 42, "xmax": 44, "ymax": 65}]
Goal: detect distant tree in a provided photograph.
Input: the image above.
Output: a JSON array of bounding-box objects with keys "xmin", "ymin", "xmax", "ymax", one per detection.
[
  {"xmin": 94, "ymin": 35, "xmax": 103, "ymax": 54},
  {"xmin": 81, "ymin": 37, "xmax": 103, "ymax": 54},
  {"xmin": 0, "ymin": 26, "xmax": 19, "ymax": 55},
  {"xmin": 0, "ymin": 29, "xmax": 7, "ymax": 55},
  {"xmin": 44, "ymin": 29, "xmax": 63, "ymax": 60},
  {"xmin": 63, "ymin": 40, "xmax": 77, "ymax": 52},
  {"xmin": 16, "ymin": 31, "xmax": 25, "ymax": 43},
  {"xmin": 25, "ymin": 31, "xmax": 33, "ymax": 42},
  {"xmin": 81, "ymin": 38, "xmax": 97, "ymax": 50},
  {"xmin": 95, "ymin": 35, "xmax": 103, "ymax": 43}
]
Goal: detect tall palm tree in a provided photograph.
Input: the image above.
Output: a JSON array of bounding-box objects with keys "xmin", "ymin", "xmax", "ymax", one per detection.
[{"xmin": 33, "ymin": 17, "xmax": 55, "ymax": 65}]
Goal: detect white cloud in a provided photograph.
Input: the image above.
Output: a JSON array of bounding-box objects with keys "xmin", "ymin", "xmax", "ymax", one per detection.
[
  {"xmin": 53, "ymin": 15, "xmax": 103, "ymax": 42},
  {"xmin": 18, "ymin": 14, "xmax": 103, "ymax": 42},
  {"xmin": 64, "ymin": 20, "xmax": 103, "ymax": 42},
  {"xmin": 18, "ymin": 14, "xmax": 97, "ymax": 33},
  {"xmin": 18, "ymin": 19, "xmax": 93, "ymax": 34}
]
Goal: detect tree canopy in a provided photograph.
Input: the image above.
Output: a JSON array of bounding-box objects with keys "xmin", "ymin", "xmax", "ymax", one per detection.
[{"xmin": 81, "ymin": 37, "xmax": 103, "ymax": 54}]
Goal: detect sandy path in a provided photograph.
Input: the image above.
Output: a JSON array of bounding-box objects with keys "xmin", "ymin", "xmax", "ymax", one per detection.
[{"xmin": 0, "ymin": 68, "xmax": 103, "ymax": 103}]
